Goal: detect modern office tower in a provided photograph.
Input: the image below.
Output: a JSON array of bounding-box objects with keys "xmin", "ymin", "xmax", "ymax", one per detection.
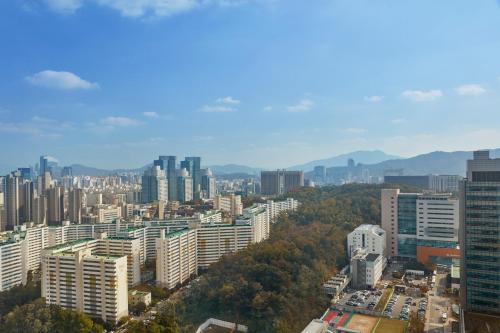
[
  {"xmin": 460, "ymin": 150, "xmax": 500, "ymax": 316},
  {"xmin": 19, "ymin": 181, "xmax": 34, "ymax": 224},
  {"xmin": 176, "ymin": 169, "xmax": 193, "ymax": 203},
  {"xmin": 350, "ymin": 250, "xmax": 384, "ymax": 289},
  {"xmin": 141, "ymin": 166, "xmax": 168, "ymax": 204},
  {"xmin": 4, "ymin": 172, "xmax": 21, "ymax": 230},
  {"xmin": 154, "ymin": 155, "xmax": 177, "ymax": 201},
  {"xmin": 47, "ymin": 186, "xmax": 64, "ymax": 225},
  {"xmin": 201, "ymin": 169, "xmax": 216, "ymax": 199},
  {"xmin": 347, "ymin": 224, "xmax": 386, "ymax": 258},
  {"xmin": 68, "ymin": 188, "xmax": 84, "ymax": 223},
  {"xmin": 185, "ymin": 157, "xmax": 201, "ymax": 199},
  {"xmin": 39, "ymin": 156, "xmax": 49, "ymax": 176},
  {"xmin": 0, "ymin": 235, "xmax": 23, "ymax": 291},
  {"xmin": 61, "ymin": 166, "xmax": 73, "ymax": 178},
  {"xmin": 214, "ymin": 194, "xmax": 243, "ymax": 216},
  {"xmin": 18, "ymin": 167, "xmax": 33, "ymax": 181},
  {"xmin": 381, "ymin": 188, "xmax": 459, "ymax": 263},
  {"xmin": 156, "ymin": 228, "xmax": 197, "ymax": 289},
  {"xmin": 33, "ymin": 195, "xmax": 47, "ymax": 225},
  {"xmin": 313, "ymin": 165, "xmax": 326, "ymax": 183},
  {"xmin": 260, "ymin": 170, "xmax": 304, "ymax": 196},
  {"xmin": 96, "ymin": 205, "xmax": 121, "ymax": 223},
  {"xmin": 42, "ymin": 241, "xmax": 128, "ymax": 323}
]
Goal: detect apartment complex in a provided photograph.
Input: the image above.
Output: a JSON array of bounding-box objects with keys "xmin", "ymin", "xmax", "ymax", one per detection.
[
  {"xmin": 0, "ymin": 235, "xmax": 23, "ymax": 291},
  {"xmin": 381, "ymin": 189, "xmax": 459, "ymax": 264},
  {"xmin": 41, "ymin": 239, "xmax": 128, "ymax": 323},
  {"xmin": 347, "ymin": 224, "xmax": 386, "ymax": 258},
  {"xmin": 156, "ymin": 228, "xmax": 197, "ymax": 289},
  {"xmin": 213, "ymin": 194, "xmax": 243, "ymax": 216},
  {"xmin": 261, "ymin": 198, "xmax": 300, "ymax": 222},
  {"xmin": 460, "ymin": 151, "xmax": 500, "ymax": 316},
  {"xmin": 261, "ymin": 170, "xmax": 304, "ymax": 196}
]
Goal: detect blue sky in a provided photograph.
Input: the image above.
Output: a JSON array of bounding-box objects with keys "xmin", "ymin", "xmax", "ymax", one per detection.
[{"xmin": 1, "ymin": 0, "xmax": 500, "ymax": 170}]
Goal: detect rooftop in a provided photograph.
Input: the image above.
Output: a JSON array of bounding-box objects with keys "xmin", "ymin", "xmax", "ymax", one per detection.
[{"xmin": 366, "ymin": 253, "xmax": 381, "ymax": 262}]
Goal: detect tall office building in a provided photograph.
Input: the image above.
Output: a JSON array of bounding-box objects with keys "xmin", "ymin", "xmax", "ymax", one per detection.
[
  {"xmin": 154, "ymin": 156, "xmax": 177, "ymax": 201},
  {"xmin": 141, "ymin": 166, "xmax": 168, "ymax": 204},
  {"xmin": 260, "ymin": 170, "xmax": 304, "ymax": 196},
  {"xmin": 185, "ymin": 157, "xmax": 201, "ymax": 199},
  {"xmin": 4, "ymin": 172, "xmax": 21, "ymax": 230},
  {"xmin": 61, "ymin": 166, "xmax": 73, "ymax": 178},
  {"xmin": 19, "ymin": 181, "xmax": 34, "ymax": 224},
  {"xmin": 176, "ymin": 169, "xmax": 193, "ymax": 203},
  {"xmin": 460, "ymin": 150, "xmax": 500, "ymax": 316},
  {"xmin": 39, "ymin": 156, "xmax": 49, "ymax": 176},
  {"xmin": 201, "ymin": 169, "xmax": 216, "ymax": 199},
  {"xmin": 18, "ymin": 167, "xmax": 33, "ymax": 181},
  {"xmin": 47, "ymin": 186, "xmax": 64, "ymax": 225},
  {"xmin": 68, "ymin": 188, "xmax": 84, "ymax": 223},
  {"xmin": 33, "ymin": 195, "xmax": 47, "ymax": 225}
]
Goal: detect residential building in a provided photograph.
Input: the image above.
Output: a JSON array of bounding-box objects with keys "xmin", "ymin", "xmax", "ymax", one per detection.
[
  {"xmin": 261, "ymin": 198, "xmax": 300, "ymax": 222},
  {"xmin": 41, "ymin": 241, "xmax": 128, "ymax": 323},
  {"xmin": 96, "ymin": 205, "xmax": 121, "ymax": 224},
  {"xmin": 213, "ymin": 194, "xmax": 243, "ymax": 216},
  {"xmin": 0, "ymin": 234, "xmax": 23, "ymax": 291},
  {"xmin": 185, "ymin": 157, "xmax": 202, "ymax": 199},
  {"xmin": 4, "ymin": 171, "xmax": 21, "ymax": 230},
  {"xmin": 176, "ymin": 169, "xmax": 193, "ymax": 203},
  {"xmin": 128, "ymin": 290, "xmax": 151, "ymax": 307},
  {"xmin": 47, "ymin": 186, "xmax": 64, "ymax": 225},
  {"xmin": 460, "ymin": 150, "xmax": 500, "ymax": 316},
  {"xmin": 201, "ymin": 168, "xmax": 216, "ymax": 199},
  {"xmin": 347, "ymin": 224, "xmax": 386, "ymax": 258},
  {"xmin": 260, "ymin": 170, "xmax": 304, "ymax": 196},
  {"xmin": 68, "ymin": 188, "xmax": 84, "ymax": 223},
  {"xmin": 156, "ymin": 228, "xmax": 197, "ymax": 289}
]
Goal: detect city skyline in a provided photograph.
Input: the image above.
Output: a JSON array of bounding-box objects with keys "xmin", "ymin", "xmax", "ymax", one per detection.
[{"xmin": 2, "ymin": 1, "xmax": 500, "ymax": 169}]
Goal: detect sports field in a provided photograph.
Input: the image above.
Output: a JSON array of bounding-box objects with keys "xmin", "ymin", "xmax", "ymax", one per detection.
[
  {"xmin": 374, "ymin": 318, "xmax": 408, "ymax": 333},
  {"xmin": 344, "ymin": 314, "xmax": 378, "ymax": 333}
]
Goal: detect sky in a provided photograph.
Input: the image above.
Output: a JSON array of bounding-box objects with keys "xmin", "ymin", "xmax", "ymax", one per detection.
[{"xmin": 1, "ymin": 0, "xmax": 500, "ymax": 170}]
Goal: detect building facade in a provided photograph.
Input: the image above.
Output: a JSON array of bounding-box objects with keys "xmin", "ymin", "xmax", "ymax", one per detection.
[
  {"xmin": 260, "ymin": 170, "xmax": 304, "ymax": 196},
  {"xmin": 347, "ymin": 224, "xmax": 386, "ymax": 258}
]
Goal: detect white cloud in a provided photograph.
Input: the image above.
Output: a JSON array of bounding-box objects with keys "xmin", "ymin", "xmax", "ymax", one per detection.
[
  {"xmin": 44, "ymin": 0, "xmax": 83, "ymax": 14},
  {"xmin": 343, "ymin": 127, "xmax": 366, "ymax": 134},
  {"xmin": 263, "ymin": 106, "xmax": 273, "ymax": 112},
  {"xmin": 401, "ymin": 89, "xmax": 442, "ymax": 102},
  {"xmin": 193, "ymin": 135, "xmax": 214, "ymax": 142},
  {"xmin": 26, "ymin": 70, "xmax": 98, "ymax": 90},
  {"xmin": 456, "ymin": 84, "xmax": 486, "ymax": 96},
  {"xmin": 287, "ymin": 99, "xmax": 314, "ymax": 113},
  {"xmin": 43, "ymin": 0, "xmax": 263, "ymax": 18},
  {"xmin": 216, "ymin": 96, "xmax": 240, "ymax": 105},
  {"xmin": 199, "ymin": 105, "xmax": 235, "ymax": 113},
  {"xmin": 364, "ymin": 95, "xmax": 384, "ymax": 103},
  {"xmin": 142, "ymin": 111, "xmax": 160, "ymax": 118},
  {"xmin": 391, "ymin": 118, "xmax": 406, "ymax": 124},
  {"xmin": 100, "ymin": 116, "xmax": 141, "ymax": 127}
]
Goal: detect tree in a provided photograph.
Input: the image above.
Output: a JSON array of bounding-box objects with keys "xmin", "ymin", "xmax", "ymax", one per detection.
[{"xmin": 408, "ymin": 311, "xmax": 425, "ymax": 333}]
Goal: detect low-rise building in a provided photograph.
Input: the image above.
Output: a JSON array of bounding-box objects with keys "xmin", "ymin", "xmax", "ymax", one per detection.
[
  {"xmin": 128, "ymin": 290, "xmax": 151, "ymax": 307},
  {"xmin": 347, "ymin": 224, "xmax": 386, "ymax": 258},
  {"xmin": 350, "ymin": 250, "xmax": 385, "ymax": 289}
]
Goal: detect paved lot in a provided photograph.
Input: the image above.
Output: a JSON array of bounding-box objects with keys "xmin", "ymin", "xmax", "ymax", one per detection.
[
  {"xmin": 337, "ymin": 289, "xmax": 383, "ymax": 310},
  {"xmin": 425, "ymin": 273, "xmax": 455, "ymax": 333}
]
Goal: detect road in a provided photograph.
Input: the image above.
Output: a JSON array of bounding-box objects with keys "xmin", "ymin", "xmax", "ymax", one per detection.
[{"xmin": 425, "ymin": 273, "xmax": 452, "ymax": 333}]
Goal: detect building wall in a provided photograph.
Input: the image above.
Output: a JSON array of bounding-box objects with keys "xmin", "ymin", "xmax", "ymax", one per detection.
[{"xmin": 381, "ymin": 189, "xmax": 399, "ymax": 257}]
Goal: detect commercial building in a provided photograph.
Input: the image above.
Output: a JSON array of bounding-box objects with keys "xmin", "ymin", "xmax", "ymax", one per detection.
[
  {"xmin": 176, "ymin": 169, "xmax": 193, "ymax": 203},
  {"xmin": 68, "ymin": 188, "xmax": 84, "ymax": 223},
  {"xmin": 47, "ymin": 186, "xmax": 65, "ymax": 225},
  {"xmin": 154, "ymin": 156, "xmax": 177, "ymax": 201},
  {"xmin": 201, "ymin": 169, "xmax": 216, "ymax": 199},
  {"xmin": 381, "ymin": 189, "xmax": 459, "ymax": 264},
  {"xmin": 41, "ymin": 240, "xmax": 128, "ymax": 323},
  {"xmin": 384, "ymin": 175, "xmax": 462, "ymax": 193},
  {"xmin": 350, "ymin": 250, "xmax": 384, "ymax": 289},
  {"xmin": 260, "ymin": 170, "xmax": 304, "ymax": 196},
  {"xmin": 347, "ymin": 224, "xmax": 386, "ymax": 258},
  {"xmin": 214, "ymin": 194, "xmax": 243, "ymax": 216},
  {"xmin": 460, "ymin": 150, "xmax": 500, "ymax": 316},
  {"xmin": 141, "ymin": 166, "xmax": 168, "ymax": 204},
  {"xmin": 156, "ymin": 228, "xmax": 197, "ymax": 289}
]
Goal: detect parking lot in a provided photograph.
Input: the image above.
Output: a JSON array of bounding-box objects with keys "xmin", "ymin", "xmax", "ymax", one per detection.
[
  {"xmin": 382, "ymin": 292, "xmax": 427, "ymax": 321},
  {"xmin": 337, "ymin": 289, "xmax": 384, "ymax": 311}
]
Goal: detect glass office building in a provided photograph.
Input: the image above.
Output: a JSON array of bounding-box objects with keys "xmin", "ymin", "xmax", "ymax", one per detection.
[
  {"xmin": 397, "ymin": 194, "xmax": 419, "ymax": 258},
  {"xmin": 460, "ymin": 151, "xmax": 500, "ymax": 316}
]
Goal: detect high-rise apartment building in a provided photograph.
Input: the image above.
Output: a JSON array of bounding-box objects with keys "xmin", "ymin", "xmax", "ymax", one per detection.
[
  {"xmin": 201, "ymin": 169, "xmax": 216, "ymax": 199},
  {"xmin": 156, "ymin": 228, "xmax": 197, "ymax": 289},
  {"xmin": 4, "ymin": 172, "xmax": 21, "ymax": 230},
  {"xmin": 260, "ymin": 170, "xmax": 304, "ymax": 196},
  {"xmin": 141, "ymin": 166, "xmax": 168, "ymax": 204},
  {"xmin": 185, "ymin": 157, "xmax": 201, "ymax": 199},
  {"xmin": 0, "ymin": 235, "xmax": 23, "ymax": 291},
  {"xmin": 213, "ymin": 194, "xmax": 243, "ymax": 216},
  {"xmin": 177, "ymin": 169, "xmax": 193, "ymax": 203},
  {"xmin": 460, "ymin": 150, "xmax": 500, "ymax": 316},
  {"xmin": 68, "ymin": 188, "xmax": 84, "ymax": 223},
  {"xmin": 47, "ymin": 186, "xmax": 64, "ymax": 225}
]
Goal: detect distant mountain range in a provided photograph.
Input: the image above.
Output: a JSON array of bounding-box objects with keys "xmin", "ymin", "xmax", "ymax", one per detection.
[
  {"xmin": 3, "ymin": 149, "xmax": 500, "ymax": 177},
  {"xmin": 289, "ymin": 150, "xmax": 402, "ymax": 172}
]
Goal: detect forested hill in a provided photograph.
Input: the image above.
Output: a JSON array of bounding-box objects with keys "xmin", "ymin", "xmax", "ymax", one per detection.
[{"xmin": 176, "ymin": 184, "xmax": 387, "ymax": 333}]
